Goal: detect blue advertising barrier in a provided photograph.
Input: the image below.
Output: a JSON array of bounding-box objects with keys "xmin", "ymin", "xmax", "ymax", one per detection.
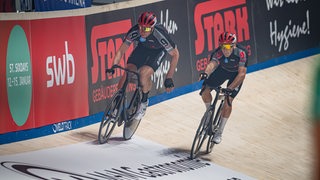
[{"xmin": 34, "ymin": 0, "xmax": 91, "ymax": 11}]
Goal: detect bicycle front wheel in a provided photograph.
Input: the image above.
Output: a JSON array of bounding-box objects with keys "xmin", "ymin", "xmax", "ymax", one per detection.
[
  {"xmin": 190, "ymin": 109, "xmax": 213, "ymax": 159},
  {"xmin": 123, "ymin": 89, "xmax": 141, "ymax": 140},
  {"xmin": 98, "ymin": 91, "xmax": 122, "ymax": 144}
]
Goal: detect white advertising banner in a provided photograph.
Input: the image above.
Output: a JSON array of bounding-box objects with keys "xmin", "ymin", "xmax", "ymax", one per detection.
[{"xmin": 0, "ymin": 136, "xmax": 255, "ymax": 180}]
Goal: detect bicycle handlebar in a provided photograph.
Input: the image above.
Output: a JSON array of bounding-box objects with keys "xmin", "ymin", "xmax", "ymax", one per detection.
[
  {"xmin": 215, "ymin": 87, "xmax": 232, "ymax": 107},
  {"xmin": 106, "ymin": 64, "xmax": 140, "ymax": 78},
  {"xmin": 199, "ymin": 86, "xmax": 232, "ymax": 107}
]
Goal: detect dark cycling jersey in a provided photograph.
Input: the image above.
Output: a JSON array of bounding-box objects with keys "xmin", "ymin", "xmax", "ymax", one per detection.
[
  {"xmin": 204, "ymin": 45, "xmax": 248, "ymax": 98},
  {"xmin": 123, "ymin": 24, "xmax": 176, "ymax": 52},
  {"xmin": 210, "ymin": 45, "xmax": 248, "ymax": 72}
]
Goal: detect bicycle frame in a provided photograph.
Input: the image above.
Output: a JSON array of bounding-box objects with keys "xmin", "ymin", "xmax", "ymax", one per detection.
[
  {"xmin": 190, "ymin": 86, "xmax": 230, "ymax": 159},
  {"xmin": 98, "ymin": 65, "xmax": 142, "ymax": 143},
  {"xmin": 118, "ymin": 71, "xmax": 140, "ymax": 124},
  {"xmin": 210, "ymin": 87, "xmax": 227, "ymax": 130}
]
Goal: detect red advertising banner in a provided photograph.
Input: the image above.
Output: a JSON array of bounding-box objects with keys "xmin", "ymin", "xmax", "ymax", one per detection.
[
  {"xmin": 0, "ymin": 16, "xmax": 89, "ymax": 134},
  {"xmin": 31, "ymin": 17, "xmax": 89, "ymax": 127},
  {"xmin": 190, "ymin": 0, "xmax": 256, "ymax": 81},
  {"xmin": 0, "ymin": 20, "xmax": 35, "ymax": 134},
  {"xmin": 85, "ymin": 9, "xmax": 135, "ymax": 114}
]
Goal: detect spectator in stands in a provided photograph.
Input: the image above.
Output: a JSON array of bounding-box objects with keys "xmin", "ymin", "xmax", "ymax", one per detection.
[{"xmin": 0, "ymin": 0, "xmax": 15, "ymax": 12}]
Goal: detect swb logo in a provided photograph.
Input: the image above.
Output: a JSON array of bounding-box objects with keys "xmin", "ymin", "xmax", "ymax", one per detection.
[{"xmin": 46, "ymin": 41, "xmax": 75, "ymax": 87}]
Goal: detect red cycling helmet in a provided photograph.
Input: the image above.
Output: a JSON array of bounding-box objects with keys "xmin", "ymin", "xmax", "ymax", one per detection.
[
  {"xmin": 138, "ymin": 12, "xmax": 157, "ymax": 27},
  {"xmin": 218, "ymin": 32, "xmax": 237, "ymax": 45}
]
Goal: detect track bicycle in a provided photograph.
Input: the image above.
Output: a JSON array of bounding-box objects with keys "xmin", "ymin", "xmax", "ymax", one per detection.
[
  {"xmin": 190, "ymin": 86, "xmax": 231, "ymax": 159},
  {"xmin": 98, "ymin": 65, "xmax": 143, "ymax": 144}
]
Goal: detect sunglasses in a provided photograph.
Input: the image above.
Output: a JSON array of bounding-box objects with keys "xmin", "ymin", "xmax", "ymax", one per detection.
[
  {"xmin": 221, "ymin": 44, "xmax": 234, "ymax": 50},
  {"xmin": 139, "ymin": 26, "xmax": 152, "ymax": 32}
]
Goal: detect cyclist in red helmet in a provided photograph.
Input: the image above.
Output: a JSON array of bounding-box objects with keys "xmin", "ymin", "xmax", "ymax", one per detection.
[
  {"xmin": 199, "ymin": 32, "xmax": 248, "ymax": 144},
  {"xmin": 110, "ymin": 12, "xmax": 180, "ymax": 120}
]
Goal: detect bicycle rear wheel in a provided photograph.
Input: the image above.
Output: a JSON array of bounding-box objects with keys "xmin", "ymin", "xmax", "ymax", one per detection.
[
  {"xmin": 206, "ymin": 102, "xmax": 223, "ymax": 153},
  {"xmin": 98, "ymin": 91, "xmax": 122, "ymax": 144},
  {"xmin": 123, "ymin": 89, "xmax": 141, "ymax": 140},
  {"xmin": 190, "ymin": 109, "xmax": 213, "ymax": 159}
]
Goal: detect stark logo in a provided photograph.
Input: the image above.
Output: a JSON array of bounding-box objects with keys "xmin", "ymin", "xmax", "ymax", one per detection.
[
  {"xmin": 90, "ymin": 20, "xmax": 133, "ymax": 84},
  {"xmin": 194, "ymin": 0, "xmax": 250, "ymax": 55}
]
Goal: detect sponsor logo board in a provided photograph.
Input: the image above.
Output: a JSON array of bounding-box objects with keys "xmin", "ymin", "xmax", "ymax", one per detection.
[{"xmin": 0, "ymin": 136, "xmax": 255, "ymax": 180}]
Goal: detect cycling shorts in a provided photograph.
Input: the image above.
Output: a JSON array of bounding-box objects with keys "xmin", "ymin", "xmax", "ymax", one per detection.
[
  {"xmin": 127, "ymin": 45, "xmax": 166, "ymax": 71},
  {"xmin": 203, "ymin": 66, "xmax": 243, "ymax": 98}
]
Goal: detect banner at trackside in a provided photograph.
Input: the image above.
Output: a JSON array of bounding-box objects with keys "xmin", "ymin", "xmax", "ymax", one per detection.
[
  {"xmin": 34, "ymin": 0, "xmax": 91, "ymax": 12},
  {"xmin": 85, "ymin": 0, "xmax": 192, "ymax": 115},
  {"xmin": 31, "ymin": 17, "xmax": 89, "ymax": 127},
  {"xmin": 85, "ymin": 8, "xmax": 135, "ymax": 115},
  {"xmin": 0, "ymin": 21, "xmax": 35, "ymax": 134},
  {"xmin": 251, "ymin": 0, "xmax": 320, "ymax": 63},
  {"xmin": 2, "ymin": 0, "xmax": 320, "ymax": 141},
  {"xmin": 0, "ymin": 136, "xmax": 256, "ymax": 180},
  {"xmin": 188, "ymin": 0, "xmax": 257, "ymax": 82}
]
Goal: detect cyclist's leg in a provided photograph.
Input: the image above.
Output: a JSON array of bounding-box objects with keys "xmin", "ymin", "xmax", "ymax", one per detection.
[
  {"xmin": 117, "ymin": 64, "xmax": 137, "ymax": 89},
  {"xmin": 221, "ymin": 75, "xmax": 243, "ymax": 118},
  {"xmin": 141, "ymin": 48, "xmax": 166, "ymax": 94},
  {"xmin": 140, "ymin": 49, "xmax": 166, "ymax": 94},
  {"xmin": 119, "ymin": 45, "xmax": 146, "ymax": 89},
  {"xmin": 139, "ymin": 66, "xmax": 154, "ymax": 94},
  {"xmin": 135, "ymin": 49, "xmax": 166, "ymax": 120},
  {"xmin": 132, "ymin": 66, "xmax": 153, "ymax": 120},
  {"xmin": 216, "ymin": 97, "xmax": 233, "ymax": 143},
  {"xmin": 200, "ymin": 85, "xmax": 212, "ymax": 109},
  {"xmin": 202, "ymin": 66, "xmax": 227, "ymax": 109},
  {"xmin": 213, "ymin": 74, "xmax": 244, "ymax": 143}
]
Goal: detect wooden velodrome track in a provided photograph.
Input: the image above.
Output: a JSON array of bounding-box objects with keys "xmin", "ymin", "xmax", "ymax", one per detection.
[{"xmin": 0, "ymin": 54, "xmax": 318, "ymax": 179}]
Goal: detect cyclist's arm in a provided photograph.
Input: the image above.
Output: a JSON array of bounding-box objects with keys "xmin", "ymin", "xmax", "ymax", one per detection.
[
  {"xmin": 227, "ymin": 66, "xmax": 247, "ymax": 90},
  {"xmin": 113, "ymin": 43, "xmax": 130, "ymax": 65},
  {"xmin": 205, "ymin": 60, "xmax": 219, "ymax": 76},
  {"xmin": 166, "ymin": 47, "xmax": 179, "ymax": 79}
]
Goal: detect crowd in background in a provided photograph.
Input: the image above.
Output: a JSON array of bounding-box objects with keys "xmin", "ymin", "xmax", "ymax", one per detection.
[
  {"xmin": 0, "ymin": 0, "xmax": 16, "ymax": 12},
  {"xmin": 0, "ymin": 0, "xmax": 33, "ymax": 12},
  {"xmin": 0, "ymin": 0, "xmax": 131, "ymax": 12}
]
